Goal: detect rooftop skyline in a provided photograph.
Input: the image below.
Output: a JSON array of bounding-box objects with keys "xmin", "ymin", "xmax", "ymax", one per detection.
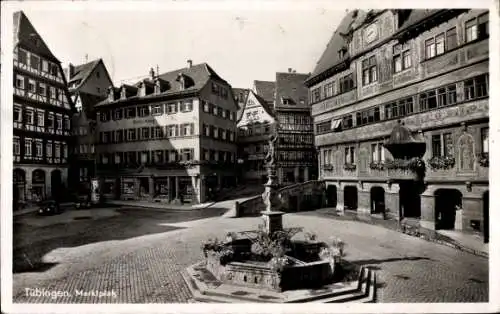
[{"xmin": 11, "ymin": 3, "xmax": 347, "ymax": 89}]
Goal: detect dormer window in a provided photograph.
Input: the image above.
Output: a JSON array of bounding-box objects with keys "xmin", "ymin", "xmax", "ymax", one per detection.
[{"xmin": 177, "ymin": 73, "xmax": 186, "ymax": 90}]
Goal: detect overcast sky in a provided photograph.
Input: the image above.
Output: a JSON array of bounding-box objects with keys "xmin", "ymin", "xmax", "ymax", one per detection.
[{"xmin": 15, "ymin": 3, "xmax": 346, "ymax": 88}]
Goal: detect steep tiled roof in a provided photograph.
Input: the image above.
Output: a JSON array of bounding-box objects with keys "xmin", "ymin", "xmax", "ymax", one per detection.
[
  {"xmin": 233, "ymin": 88, "xmax": 250, "ymax": 121},
  {"xmin": 397, "ymin": 9, "xmax": 441, "ymax": 32},
  {"xmin": 96, "ymin": 63, "xmax": 226, "ymax": 107},
  {"xmin": 79, "ymin": 92, "xmax": 106, "ymax": 119},
  {"xmin": 309, "ymin": 10, "xmax": 359, "ymax": 79},
  {"xmin": 13, "ymin": 11, "xmax": 59, "ymax": 62},
  {"xmin": 253, "ymin": 80, "xmax": 275, "ymax": 104},
  {"xmin": 69, "ymin": 59, "xmax": 101, "ymax": 86},
  {"xmin": 274, "ymin": 72, "xmax": 309, "ymax": 109},
  {"xmin": 254, "ymin": 93, "xmax": 276, "ymax": 119}
]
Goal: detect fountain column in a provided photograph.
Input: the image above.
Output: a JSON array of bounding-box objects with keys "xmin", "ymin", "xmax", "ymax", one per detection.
[{"xmin": 261, "ymin": 122, "xmax": 284, "ymax": 235}]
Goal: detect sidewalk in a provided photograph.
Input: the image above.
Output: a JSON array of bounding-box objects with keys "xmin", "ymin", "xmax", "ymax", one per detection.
[
  {"xmin": 308, "ymin": 208, "xmax": 489, "ymax": 258},
  {"xmin": 107, "ymin": 200, "xmax": 216, "ymax": 211}
]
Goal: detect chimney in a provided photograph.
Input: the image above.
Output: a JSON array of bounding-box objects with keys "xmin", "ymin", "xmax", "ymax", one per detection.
[
  {"xmin": 149, "ymin": 67, "xmax": 155, "ymax": 80},
  {"xmin": 65, "ymin": 63, "xmax": 75, "ymax": 81},
  {"xmin": 107, "ymin": 86, "xmax": 115, "ymax": 102},
  {"xmin": 288, "ymin": 68, "xmax": 292, "ymax": 73},
  {"xmin": 187, "ymin": 59, "xmax": 193, "ymax": 68}
]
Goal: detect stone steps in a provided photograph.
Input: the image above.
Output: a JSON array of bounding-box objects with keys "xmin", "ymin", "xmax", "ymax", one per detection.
[{"xmin": 182, "ymin": 262, "xmax": 376, "ymax": 303}]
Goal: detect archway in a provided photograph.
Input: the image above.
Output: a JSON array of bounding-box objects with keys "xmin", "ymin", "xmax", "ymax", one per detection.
[
  {"xmin": 344, "ymin": 186, "xmax": 358, "ymax": 210},
  {"xmin": 51, "ymin": 170, "xmax": 62, "ymax": 201},
  {"xmin": 399, "ymin": 181, "xmax": 421, "ymax": 219},
  {"xmin": 32, "ymin": 169, "xmax": 46, "ymax": 201},
  {"xmin": 483, "ymin": 191, "xmax": 489, "ymax": 243},
  {"xmin": 325, "ymin": 185, "xmax": 337, "ymax": 208},
  {"xmin": 434, "ymin": 189, "xmax": 463, "ymax": 230},
  {"xmin": 370, "ymin": 186, "xmax": 385, "ymax": 214},
  {"xmin": 13, "ymin": 169, "xmax": 26, "ymax": 208}
]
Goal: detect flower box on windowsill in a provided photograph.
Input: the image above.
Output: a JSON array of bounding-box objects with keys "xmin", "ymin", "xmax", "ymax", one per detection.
[
  {"xmin": 427, "ymin": 156, "xmax": 455, "ymax": 170},
  {"xmin": 477, "ymin": 153, "xmax": 489, "ymax": 168},
  {"xmin": 369, "ymin": 162, "xmax": 385, "ymax": 171},
  {"xmin": 322, "ymin": 164, "xmax": 334, "ymax": 171},
  {"xmin": 343, "ymin": 163, "xmax": 356, "ymax": 171}
]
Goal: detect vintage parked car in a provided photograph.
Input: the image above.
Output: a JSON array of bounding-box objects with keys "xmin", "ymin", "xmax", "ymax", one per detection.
[{"xmin": 37, "ymin": 200, "xmax": 63, "ymax": 216}]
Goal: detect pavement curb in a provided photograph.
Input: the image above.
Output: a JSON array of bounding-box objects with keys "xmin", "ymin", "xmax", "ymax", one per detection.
[
  {"xmin": 106, "ymin": 201, "xmax": 216, "ymax": 212},
  {"xmin": 316, "ymin": 211, "xmax": 488, "ymax": 259}
]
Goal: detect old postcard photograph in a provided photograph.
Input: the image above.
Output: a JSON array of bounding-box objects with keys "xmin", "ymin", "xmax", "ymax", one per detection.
[{"xmin": 0, "ymin": 0, "xmax": 498, "ymax": 313}]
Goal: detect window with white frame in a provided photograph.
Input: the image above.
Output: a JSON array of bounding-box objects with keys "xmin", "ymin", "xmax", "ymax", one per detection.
[
  {"xmin": 203, "ymin": 100, "xmax": 210, "ymax": 113},
  {"xmin": 344, "ymin": 146, "xmax": 355, "ymax": 164},
  {"xmin": 36, "ymin": 111, "xmax": 44, "ymax": 126},
  {"xmin": 393, "ymin": 42, "xmax": 411, "ymax": 73},
  {"xmin": 48, "ymin": 113, "xmax": 54, "ymax": 128},
  {"xmin": 128, "ymin": 129, "xmax": 136, "ymax": 141},
  {"xmin": 115, "ymin": 109, "xmax": 123, "ymax": 120},
  {"xmin": 18, "ymin": 48, "xmax": 27, "ymax": 64},
  {"xmin": 63, "ymin": 144, "xmax": 68, "ymax": 158},
  {"xmin": 14, "ymin": 106, "xmax": 22, "ymax": 122},
  {"xmin": 15, "ymin": 75, "xmax": 24, "ymax": 89},
  {"xmin": 362, "ymin": 56, "xmax": 377, "ymax": 85},
  {"xmin": 28, "ymin": 79, "xmax": 36, "ymax": 93},
  {"xmin": 46, "ymin": 141, "xmax": 52, "ymax": 157},
  {"xmin": 481, "ymin": 127, "xmax": 489, "ymax": 155},
  {"xmin": 30, "ymin": 54, "xmax": 40, "ymax": 70},
  {"xmin": 25, "ymin": 108, "xmax": 34, "ymax": 124},
  {"xmin": 167, "ymin": 103, "xmax": 177, "ymax": 114},
  {"xmin": 42, "ymin": 60, "xmax": 49, "ymax": 72},
  {"xmin": 229, "ymin": 131, "xmax": 234, "ymax": 142},
  {"xmin": 221, "ymin": 129, "xmax": 227, "ymax": 140},
  {"xmin": 13, "ymin": 137, "xmax": 20, "ymax": 155},
  {"xmin": 138, "ymin": 106, "xmax": 150, "ymax": 117},
  {"xmin": 371, "ymin": 143, "xmax": 385, "ymax": 162},
  {"xmin": 181, "ymin": 101, "xmax": 193, "ymax": 112},
  {"xmin": 50, "ymin": 86, "xmax": 56, "ymax": 99},
  {"xmin": 151, "ymin": 105, "xmax": 163, "ymax": 115},
  {"xmin": 464, "ymin": 74, "xmax": 489, "ymax": 101},
  {"xmin": 25, "ymin": 138, "xmax": 33, "ymax": 156},
  {"xmin": 432, "ymin": 133, "xmax": 453, "ymax": 157},
  {"xmin": 55, "ymin": 143, "xmax": 61, "ymax": 158},
  {"xmin": 125, "ymin": 107, "xmax": 136, "ymax": 118},
  {"xmin": 56, "ymin": 114, "xmax": 62, "ymax": 130},
  {"xmin": 63, "ymin": 116, "xmax": 70, "ymax": 130},
  {"xmin": 38, "ymin": 82, "xmax": 46, "ymax": 96},
  {"xmin": 466, "ymin": 13, "xmax": 488, "ymax": 43},
  {"xmin": 36, "ymin": 141, "xmax": 43, "ymax": 157}
]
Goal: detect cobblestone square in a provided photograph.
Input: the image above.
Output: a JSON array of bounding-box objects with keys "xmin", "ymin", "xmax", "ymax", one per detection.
[{"xmin": 12, "ymin": 205, "xmax": 488, "ymax": 303}]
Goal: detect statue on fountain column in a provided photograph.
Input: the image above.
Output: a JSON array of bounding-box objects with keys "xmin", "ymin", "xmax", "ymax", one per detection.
[{"xmin": 262, "ymin": 123, "xmax": 280, "ymax": 212}]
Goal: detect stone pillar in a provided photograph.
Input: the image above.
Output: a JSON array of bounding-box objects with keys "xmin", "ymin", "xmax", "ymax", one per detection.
[
  {"xmin": 420, "ymin": 192, "xmax": 435, "ymax": 230},
  {"xmin": 199, "ymin": 175, "xmax": 206, "ymax": 203},
  {"xmin": 134, "ymin": 178, "xmax": 140, "ymax": 200},
  {"xmin": 462, "ymin": 195, "xmax": 483, "ymax": 233},
  {"xmin": 45, "ymin": 170, "xmax": 51, "ymax": 200},
  {"xmin": 175, "ymin": 176, "xmax": 180, "ymax": 200},
  {"xmin": 191, "ymin": 175, "xmax": 199, "ymax": 204},
  {"xmin": 385, "ymin": 184, "xmax": 400, "ymax": 220},
  {"xmin": 25, "ymin": 169, "xmax": 32, "ymax": 201},
  {"xmin": 148, "ymin": 177, "xmax": 154, "ymax": 200},
  {"xmin": 358, "ymin": 188, "xmax": 371, "ymax": 214},
  {"xmin": 336, "ymin": 185, "xmax": 344, "ymax": 214},
  {"xmin": 294, "ymin": 167, "xmax": 299, "ymax": 183}
]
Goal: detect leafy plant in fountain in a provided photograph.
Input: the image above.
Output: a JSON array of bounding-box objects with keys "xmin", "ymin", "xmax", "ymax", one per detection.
[
  {"xmin": 427, "ymin": 156, "xmax": 455, "ymax": 170},
  {"xmin": 201, "ymin": 237, "xmax": 235, "ymax": 265},
  {"xmin": 385, "ymin": 157, "xmax": 425, "ymax": 177}
]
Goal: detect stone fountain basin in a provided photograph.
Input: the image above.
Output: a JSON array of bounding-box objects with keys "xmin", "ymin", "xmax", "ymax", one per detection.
[{"xmin": 206, "ymin": 252, "xmax": 333, "ymax": 292}]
